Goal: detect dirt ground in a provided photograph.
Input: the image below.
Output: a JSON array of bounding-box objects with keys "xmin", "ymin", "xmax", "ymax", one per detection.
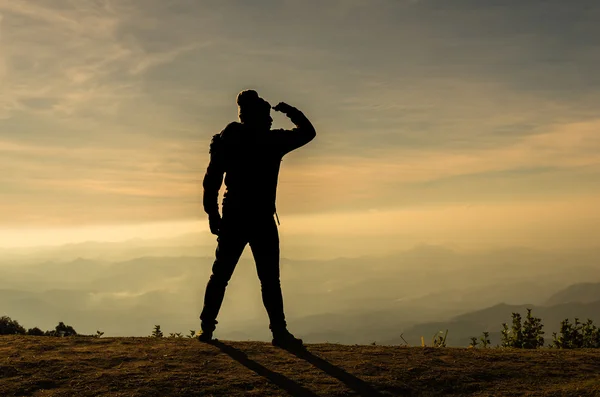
[{"xmin": 1, "ymin": 336, "xmax": 599, "ymax": 396}]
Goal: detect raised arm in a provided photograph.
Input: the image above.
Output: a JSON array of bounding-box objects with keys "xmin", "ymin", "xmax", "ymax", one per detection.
[{"xmin": 272, "ymin": 102, "xmax": 316, "ymax": 155}]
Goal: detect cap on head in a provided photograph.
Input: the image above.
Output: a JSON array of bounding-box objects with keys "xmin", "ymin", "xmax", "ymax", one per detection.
[{"xmin": 237, "ymin": 90, "xmax": 271, "ymax": 123}]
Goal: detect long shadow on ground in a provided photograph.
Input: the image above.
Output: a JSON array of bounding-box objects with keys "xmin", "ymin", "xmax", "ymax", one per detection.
[
  {"xmin": 211, "ymin": 340, "xmax": 389, "ymax": 397},
  {"xmin": 281, "ymin": 345, "xmax": 386, "ymax": 397},
  {"xmin": 209, "ymin": 340, "xmax": 318, "ymax": 397}
]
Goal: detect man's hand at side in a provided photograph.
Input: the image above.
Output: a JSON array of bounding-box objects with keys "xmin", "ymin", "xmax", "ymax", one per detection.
[{"xmin": 208, "ymin": 213, "xmax": 222, "ymax": 236}]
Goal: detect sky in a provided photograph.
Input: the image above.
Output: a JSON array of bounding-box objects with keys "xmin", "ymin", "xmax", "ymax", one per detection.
[{"xmin": 0, "ymin": 0, "xmax": 599, "ymax": 251}]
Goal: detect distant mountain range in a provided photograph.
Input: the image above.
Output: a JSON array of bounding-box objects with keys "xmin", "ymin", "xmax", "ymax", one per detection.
[
  {"xmin": 387, "ymin": 282, "xmax": 600, "ymax": 347},
  {"xmin": 545, "ymin": 282, "xmax": 600, "ymax": 306},
  {"xmin": 1, "ymin": 244, "xmax": 599, "ymax": 345}
]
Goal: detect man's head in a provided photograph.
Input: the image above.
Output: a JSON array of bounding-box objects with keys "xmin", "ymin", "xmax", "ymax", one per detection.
[{"xmin": 236, "ymin": 90, "xmax": 272, "ymax": 130}]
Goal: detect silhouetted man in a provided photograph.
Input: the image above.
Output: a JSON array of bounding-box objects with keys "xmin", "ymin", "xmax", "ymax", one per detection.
[{"xmin": 199, "ymin": 90, "xmax": 316, "ymax": 348}]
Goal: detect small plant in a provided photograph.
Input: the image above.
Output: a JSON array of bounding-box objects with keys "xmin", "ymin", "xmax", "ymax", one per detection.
[
  {"xmin": 95, "ymin": 330, "xmax": 104, "ymax": 338},
  {"xmin": 501, "ymin": 322, "xmax": 511, "ymax": 347},
  {"xmin": 432, "ymin": 330, "xmax": 448, "ymax": 347},
  {"xmin": 509, "ymin": 312, "xmax": 523, "ymax": 347},
  {"xmin": 469, "ymin": 336, "xmax": 479, "ymax": 348},
  {"xmin": 552, "ymin": 318, "xmax": 600, "ymax": 349},
  {"xmin": 501, "ymin": 309, "xmax": 544, "ymax": 349},
  {"xmin": 581, "ymin": 319, "xmax": 600, "ymax": 348},
  {"xmin": 480, "ymin": 332, "xmax": 491, "ymax": 348},
  {"xmin": 522, "ymin": 309, "xmax": 544, "ymax": 348},
  {"xmin": 168, "ymin": 332, "xmax": 183, "ymax": 338},
  {"xmin": 152, "ymin": 325, "xmax": 163, "ymax": 338},
  {"xmin": 186, "ymin": 330, "xmax": 197, "ymax": 339},
  {"xmin": 552, "ymin": 318, "xmax": 579, "ymax": 349}
]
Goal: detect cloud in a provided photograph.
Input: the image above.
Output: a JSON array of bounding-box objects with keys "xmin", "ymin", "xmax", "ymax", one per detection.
[
  {"xmin": 279, "ymin": 119, "xmax": 600, "ymax": 213},
  {"xmin": 0, "ymin": 0, "xmax": 599, "ymax": 232},
  {"xmin": 0, "ymin": 0, "xmax": 213, "ymax": 124}
]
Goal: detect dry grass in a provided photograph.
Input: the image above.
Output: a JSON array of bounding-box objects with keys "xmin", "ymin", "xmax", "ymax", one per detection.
[{"xmin": 1, "ymin": 336, "xmax": 600, "ymax": 396}]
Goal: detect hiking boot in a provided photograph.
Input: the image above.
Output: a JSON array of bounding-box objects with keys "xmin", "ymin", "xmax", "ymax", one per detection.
[
  {"xmin": 198, "ymin": 319, "xmax": 217, "ymax": 342},
  {"xmin": 197, "ymin": 329, "xmax": 213, "ymax": 342},
  {"xmin": 272, "ymin": 329, "xmax": 304, "ymax": 349}
]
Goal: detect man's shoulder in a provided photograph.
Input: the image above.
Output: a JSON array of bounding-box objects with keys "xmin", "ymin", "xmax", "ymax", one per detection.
[
  {"xmin": 209, "ymin": 122, "xmax": 245, "ymax": 155},
  {"xmin": 220, "ymin": 122, "xmax": 244, "ymax": 137},
  {"xmin": 210, "ymin": 122, "xmax": 242, "ymax": 144}
]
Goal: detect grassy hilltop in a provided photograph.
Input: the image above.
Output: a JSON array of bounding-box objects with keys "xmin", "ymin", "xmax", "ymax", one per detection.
[{"xmin": 2, "ymin": 336, "xmax": 600, "ymax": 396}]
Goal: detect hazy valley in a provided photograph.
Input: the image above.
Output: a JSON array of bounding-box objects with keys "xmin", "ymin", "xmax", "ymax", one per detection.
[{"xmin": 2, "ymin": 233, "xmax": 599, "ymax": 346}]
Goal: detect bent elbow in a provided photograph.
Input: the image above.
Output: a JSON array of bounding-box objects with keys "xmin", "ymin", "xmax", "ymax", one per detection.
[{"xmin": 305, "ymin": 124, "xmax": 317, "ymax": 143}]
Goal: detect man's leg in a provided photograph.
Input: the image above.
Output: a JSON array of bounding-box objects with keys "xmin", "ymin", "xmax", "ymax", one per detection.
[
  {"xmin": 199, "ymin": 218, "xmax": 247, "ymax": 336},
  {"xmin": 249, "ymin": 215, "xmax": 302, "ymax": 348},
  {"xmin": 249, "ymin": 215, "xmax": 286, "ymax": 331}
]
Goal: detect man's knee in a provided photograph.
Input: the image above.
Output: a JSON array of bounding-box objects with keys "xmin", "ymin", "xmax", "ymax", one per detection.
[
  {"xmin": 210, "ymin": 253, "xmax": 241, "ymax": 282},
  {"xmin": 208, "ymin": 271, "xmax": 232, "ymax": 288},
  {"xmin": 259, "ymin": 275, "xmax": 281, "ymax": 291}
]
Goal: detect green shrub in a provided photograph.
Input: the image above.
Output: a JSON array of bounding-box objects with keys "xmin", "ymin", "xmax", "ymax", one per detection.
[
  {"xmin": 501, "ymin": 309, "xmax": 544, "ymax": 349},
  {"xmin": 27, "ymin": 327, "xmax": 45, "ymax": 336},
  {"xmin": 480, "ymin": 332, "xmax": 491, "ymax": 348},
  {"xmin": 151, "ymin": 325, "xmax": 163, "ymax": 338},
  {"xmin": 0, "ymin": 316, "xmax": 26, "ymax": 335},
  {"xmin": 45, "ymin": 322, "xmax": 77, "ymax": 337},
  {"xmin": 552, "ymin": 318, "xmax": 600, "ymax": 349}
]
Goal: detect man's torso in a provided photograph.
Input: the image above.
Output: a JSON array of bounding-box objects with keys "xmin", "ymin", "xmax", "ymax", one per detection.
[{"xmin": 217, "ymin": 123, "xmax": 285, "ymax": 214}]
